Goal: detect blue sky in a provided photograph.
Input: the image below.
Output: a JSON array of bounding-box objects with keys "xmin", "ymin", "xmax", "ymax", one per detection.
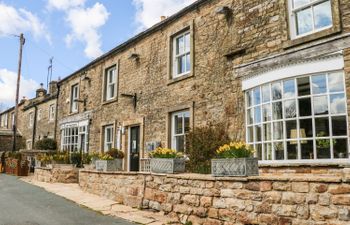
[{"xmin": 0, "ymin": 0, "xmax": 195, "ymax": 108}]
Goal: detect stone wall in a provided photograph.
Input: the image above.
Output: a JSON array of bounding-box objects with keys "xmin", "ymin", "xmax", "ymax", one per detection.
[
  {"xmin": 79, "ymin": 170, "xmax": 350, "ymax": 225},
  {"xmin": 34, "ymin": 166, "xmax": 78, "ymax": 183}
]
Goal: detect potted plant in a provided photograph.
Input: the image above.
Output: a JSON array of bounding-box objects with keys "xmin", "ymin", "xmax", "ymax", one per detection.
[
  {"xmin": 82, "ymin": 153, "xmax": 93, "ymax": 170},
  {"xmin": 211, "ymin": 141, "xmax": 258, "ymax": 177},
  {"xmin": 95, "ymin": 149, "xmax": 124, "ymax": 172},
  {"xmin": 149, "ymin": 147, "xmax": 185, "ymax": 174},
  {"xmin": 51, "ymin": 152, "xmax": 72, "ymax": 169}
]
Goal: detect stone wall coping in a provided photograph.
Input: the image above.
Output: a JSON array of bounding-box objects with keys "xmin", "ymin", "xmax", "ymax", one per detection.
[
  {"xmin": 79, "ymin": 170, "xmax": 346, "ymax": 183},
  {"xmin": 35, "ymin": 167, "xmax": 52, "ymax": 171}
]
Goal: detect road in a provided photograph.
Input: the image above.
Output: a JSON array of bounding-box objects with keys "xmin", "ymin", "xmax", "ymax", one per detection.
[{"xmin": 0, "ymin": 174, "xmax": 136, "ymax": 225}]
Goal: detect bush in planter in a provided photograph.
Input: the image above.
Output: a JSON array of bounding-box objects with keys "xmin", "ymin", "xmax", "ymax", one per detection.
[
  {"xmin": 186, "ymin": 124, "xmax": 230, "ymax": 174},
  {"xmin": 52, "ymin": 151, "xmax": 69, "ymax": 164},
  {"xmin": 106, "ymin": 148, "xmax": 124, "ymax": 159},
  {"xmin": 212, "ymin": 141, "xmax": 258, "ymax": 177},
  {"xmin": 149, "ymin": 148, "xmax": 185, "ymax": 174},
  {"xmin": 35, "ymin": 138, "xmax": 57, "ymax": 150},
  {"xmin": 95, "ymin": 151, "xmax": 123, "ymax": 172}
]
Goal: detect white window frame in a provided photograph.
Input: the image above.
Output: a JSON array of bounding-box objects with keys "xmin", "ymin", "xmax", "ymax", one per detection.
[
  {"xmin": 11, "ymin": 112, "xmax": 14, "ymax": 125},
  {"xmin": 104, "ymin": 66, "xmax": 117, "ymax": 101},
  {"xmin": 1, "ymin": 113, "xmax": 8, "ymax": 128},
  {"xmin": 29, "ymin": 112, "xmax": 34, "ymax": 128},
  {"xmin": 49, "ymin": 104, "xmax": 55, "ymax": 121},
  {"xmin": 103, "ymin": 125, "xmax": 114, "ymax": 151},
  {"xmin": 288, "ymin": 0, "xmax": 333, "ymax": 39},
  {"xmin": 171, "ymin": 110, "xmax": 190, "ymax": 152},
  {"xmin": 172, "ymin": 31, "xmax": 191, "ymax": 78},
  {"xmin": 71, "ymin": 84, "xmax": 79, "ymax": 113},
  {"xmin": 245, "ymin": 70, "xmax": 349, "ymax": 164}
]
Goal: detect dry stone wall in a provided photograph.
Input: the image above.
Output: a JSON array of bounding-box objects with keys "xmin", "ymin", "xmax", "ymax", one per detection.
[
  {"xmin": 79, "ymin": 170, "xmax": 350, "ymax": 225},
  {"xmin": 34, "ymin": 167, "xmax": 78, "ymax": 183}
]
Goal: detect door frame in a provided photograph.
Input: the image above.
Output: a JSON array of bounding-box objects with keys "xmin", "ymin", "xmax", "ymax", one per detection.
[{"xmin": 127, "ymin": 125, "xmax": 141, "ymax": 172}]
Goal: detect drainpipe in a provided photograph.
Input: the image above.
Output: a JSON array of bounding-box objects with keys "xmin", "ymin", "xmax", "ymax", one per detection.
[
  {"xmin": 32, "ymin": 105, "xmax": 38, "ymax": 149},
  {"xmin": 53, "ymin": 85, "xmax": 60, "ymax": 150}
]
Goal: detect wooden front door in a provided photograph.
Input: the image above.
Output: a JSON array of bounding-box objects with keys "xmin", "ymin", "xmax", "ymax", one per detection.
[{"xmin": 129, "ymin": 126, "xmax": 140, "ymax": 171}]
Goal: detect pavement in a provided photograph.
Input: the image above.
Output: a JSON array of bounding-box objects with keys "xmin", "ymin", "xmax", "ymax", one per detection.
[
  {"xmin": 0, "ymin": 174, "xmax": 136, "ymax": 225},
  {"xmin": 20, "ymin": 176, "xmax": 170, "ymax": 225}
]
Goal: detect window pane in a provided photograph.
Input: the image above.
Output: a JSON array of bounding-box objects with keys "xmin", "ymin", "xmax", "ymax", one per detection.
[
  {"xmin": 316, "ymin": 139, "xmax": 330, "ymax": 159},
  {"xmin": 247, "ymin": 91, "xmax": 253, "ymax": 107},
  {"xmin": 263, "ymin": 123, "xmax": 271, "ymax": 141},
  {"xmin": 330, "ymin": 94, "xmax": 346, "ymax": 114},
  {"xmin": 287, "ymin": 141, "xmax": 298, "ymax": 159},
  {"xmin": 297, "ymin": 77, "xmax": 311, "ymax": 96},
  {"xmin": 264, "ymin": 143, "xmax": 272, "ymax": 160},
  {"xmin": 272, "ymin": 82, "xmax": 282, "ymax": 100},
  {"xmin": 262, "ymin": 104, "xmax": 271, "ymax": 122},
  {"xmin": 273, "ymin": 121, "xmax": 283, "ymax": 140},
  {"xmin": 299, "ymin": 98, "xmax": 312, "ymax": 117},
  {"xmin": 176, "ymin": 36, "xmax": 184, "ymax": 54},
  {"xmin": 175, "ymin": 135, "xmax": 185, "ymax": 152},
  {"xmin": 300, "ymin": 119, "xmax": 313, "ymax": 138},
  {"xmin": 328, "ymin": 72, "xmax": 344, "ymax": 92},
  {"xmin": 247, "ymin": 108, "xmax": 253, "ymax": 125},
  {"xmin": 181, "ymin": 55, "xmax": 186, "ymax": 73},
  {"xmin": 184, "ymin": 113, "xmax": 190, "ymax": 132},
  {"xmin": 315, "ymin": 117, "xmax": 329, "ymax": 137},
  {"xmin": 333, "ymin": 139, "xmax": 348, "ymax": 159},
  {"xmin": 301, "ymin": 140, "xmax": 314, "ymax": 159},
  {"xmin": 185, "ymin": 33, "xmax": 190, "ymax": 52},
  {"xmin": 185, "ymin": 53, "xmax": 190, "ymax": 72},
  {"xmin": 247, "ymin": 126, "xmax": 254, "ymax": 143},
  {"xmin": 332, "ymin": 116, "xmax": 347, "ymax": 136},
  {"xmin": 254, "ymin": 125, "xmax": 261, "ymax": 141},
  {"xmin": 296, "ymin": 8, "xmax": 313, "ymax": 35},
  {"xmin": 272, "ymin": 102, "xmax": 283, "ymax": 120},
  {"xmin": 256, "ymin": 144, "xmax": 262, "ymax": 160},
  {"xmin": 283, "ymin": 79, "xmax": 295, "ymax": 99},
  {"xmin": 313, "ymin": 95, "xmax": 328, "ymax": 115},
  {"xmin": 262, "ymin": 85, "xmax": 270, "ymax": 103},
  {"xmin": 174, "ymin": 115, "xmax": 183, "ymax": 134},
  {"xmin": 312, "ymin": 75, "xmax": 327, "ymax": 94},
  {"xmin": 255, "ymin": 125, "xmax": 262, "ymax": 142},
  {"xmin": 253, "ymin": 88, "xmax": 261, "ymax": 105},
  {"xmin": 284, "ymin": 100, "xmax": 296, "ymax": 118},
  {"xmin": 314, "ymin": 1, "xmax": 332, "ymax": 30},
  {"xmin": 254, "ymin": 106, "xmax": 261, "ymax": 124},
  {"xmin": 286, "ymin": 120, "xmax": 297, "ymax": 139},
  {"xmin": 293, "ymin": 0, "xmax": 309, "ymax": 8},
  {"xmin": 274, "ymin": 142, "xmax": 284, "ymax": 160},
  {"xmin": 177, "ymin": 57, "xmax": 183, "ymax": 74}
]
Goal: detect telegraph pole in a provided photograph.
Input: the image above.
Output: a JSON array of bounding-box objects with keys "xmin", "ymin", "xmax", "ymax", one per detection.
[{"xmin": 12, "ymin": 33, "xmax": 25, "ymax": 152}]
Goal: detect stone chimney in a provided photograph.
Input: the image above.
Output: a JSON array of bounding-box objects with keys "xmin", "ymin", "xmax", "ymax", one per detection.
[
  {"xmin": 160, "ymin": 16, "xmax": 167, "ymax": 21},
  {"xmin": 49, "ymin": 81, "xmax": 58, "ymax": 94},
  {"xmin": 36, "ymin": 83, "xmax": 47, "ymax": 98},
  {"xmin": 20, "ymin": 96, "xmax": 27, "ymax": 104}
]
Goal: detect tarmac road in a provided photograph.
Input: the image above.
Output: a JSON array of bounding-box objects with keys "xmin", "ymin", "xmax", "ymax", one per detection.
[{"xmin": 0, "ymin": 174, "xmax": 136, "ymax": 225}]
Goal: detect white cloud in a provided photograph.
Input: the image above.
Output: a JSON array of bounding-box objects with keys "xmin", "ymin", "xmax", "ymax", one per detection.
[
  {"xmin": 47, "ymin": 0, "xmax": 86, "ymax": 11},
  {"xmin": 47, "ymin": 1, "xmax": 109, "ymax": 59},
  {"xmin": 0, "ymin": 69, "xmax": 38, "ymax": 106},
  {"xmin": 133, "ymin": 0, "xmax": 196, "ymax": 31},
  {"xmin": 0, "ymin": 3, "xmax": 50, "ymax": 42}
]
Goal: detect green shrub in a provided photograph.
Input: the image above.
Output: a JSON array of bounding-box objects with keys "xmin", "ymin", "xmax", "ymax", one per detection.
[
  {"xmin": 35, "ymin": 138, "xmax": 57, "ymax": 150},
  {"xmin": 107, "ymin": 148, "xmax": 125, "ymax": 159},
  {"xmin": 71, "ymin": 152, "xmax": 83, "ymax": 167},
  {"xmin": 186, "ymin": 123, "xmax": 230, "ymax": 174}
]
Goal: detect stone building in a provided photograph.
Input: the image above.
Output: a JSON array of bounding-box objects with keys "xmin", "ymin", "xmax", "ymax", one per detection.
[
  {"xmin": 55, "ymin": 0, "xmax": 350, "ymax": 172},
  {"xmin": 0, "ymin": 81, "xmax": 58, "ymax": 150}
]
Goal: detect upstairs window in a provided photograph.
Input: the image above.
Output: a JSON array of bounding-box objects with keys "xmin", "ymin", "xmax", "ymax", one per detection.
[
  {"xmin": 246, "ymin": 71, "xmax": 348, "ymax": 162},
  {"xmin": 29, "ymin": 112, "xmax": 34, "ymax": 128},
  {"xmin": 11, "ymin": 112, "xmax": 14, "ymax": 125},
  {"xmin": 1, "ymin": 113, "xmax": 8, "ymax": 128},
  {"xmin": 103, "ymin": 125, "xmax": 114, "ymax": 151},
  {"xmin": 288, "ymin": 0, "xmax": 332, "ymax": 38},
  {"xmin": 70, "ymin": 84, "xmax": 79, "ymax": 113},
  {"xmin": 104, "ymin": 66, "xmax": 117, "ymax": 101},
  {"xmin": 172, "ymin": 31, "xmax": 191, "ymax": 78},
  {"xmin": 49, "ymin": 104, "xmax": 55, "ymax": 121},
  {"xmin": 37, "ymin": 109, "xmax": 42, "ymax": 121}
]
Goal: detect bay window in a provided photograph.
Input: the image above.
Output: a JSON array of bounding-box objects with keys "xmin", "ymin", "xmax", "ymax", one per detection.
[{"xmin": 246, "ymin": 71, "xmax": 348, "ymax": 162}]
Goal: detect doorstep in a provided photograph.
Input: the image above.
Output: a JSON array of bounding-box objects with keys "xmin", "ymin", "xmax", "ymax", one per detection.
[{"xmin": 20, "ymin": 176, "xmax": 170, "ymax": 225}]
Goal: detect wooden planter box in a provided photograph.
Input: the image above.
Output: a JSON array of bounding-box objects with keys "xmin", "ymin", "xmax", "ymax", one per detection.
[
  {"xmin": 150, "ymin": 158, "xmax": 185, "ymax": 174},
  {"xmin": 5, "ymin": 158, "xmax": 29, "ymax": 176},
  {"xmin": 95, "ymin": 159, "xmax": 123, "ymax": 172},
  {"xmin": 211, "ymin": 158, "xmax": 259, "ymax": 177}
]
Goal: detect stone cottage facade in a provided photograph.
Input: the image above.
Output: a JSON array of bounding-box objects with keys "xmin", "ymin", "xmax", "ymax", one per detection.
[
  {"xmin": 55, "ymin": 0, "xmax": 350, "ymax": 172},
  {"xmin": 0, "ymin": 82, "xmax": 58, "ymax": 150}
]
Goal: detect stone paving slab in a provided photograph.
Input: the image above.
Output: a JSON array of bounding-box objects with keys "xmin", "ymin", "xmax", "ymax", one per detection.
[{"xmin": 21, "ymin": 176, "xmax": 169, "ymax": 225}]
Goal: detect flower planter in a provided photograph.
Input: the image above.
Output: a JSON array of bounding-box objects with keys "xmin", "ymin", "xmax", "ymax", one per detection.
[
  {"xmin": 211, "ymin": 158, "xmax": 259, "ymax": 177},
  {"xmin": 95, "ymin": 159, "xmax": 123, "ymax": 172},
  {"xmin": 150, "ymin": 158, "xmax": 185, "ymax": 174},
  {"xmin": 83, "ymin": 164, "xmax": 95, "ymax": 170}
]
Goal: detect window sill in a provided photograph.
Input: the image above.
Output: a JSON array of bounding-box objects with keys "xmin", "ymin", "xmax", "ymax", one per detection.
[
  {"xmin": 69, "ymin": 112, "xmax": 79, "ymax": 116},
  {"xmin": 283, "ymin": 25, "xmax": 341, "ymax": 49},
  {"xmin": 259, "ymin": 159, "xmax": 350, "ymax": 168},
  {"xmin": 167, "ymin": 73, "xmax": 193, "ymax": 85},
  {"xmin": 102, "ymin": 98, "xmax": 118, "ymax": 106}
]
